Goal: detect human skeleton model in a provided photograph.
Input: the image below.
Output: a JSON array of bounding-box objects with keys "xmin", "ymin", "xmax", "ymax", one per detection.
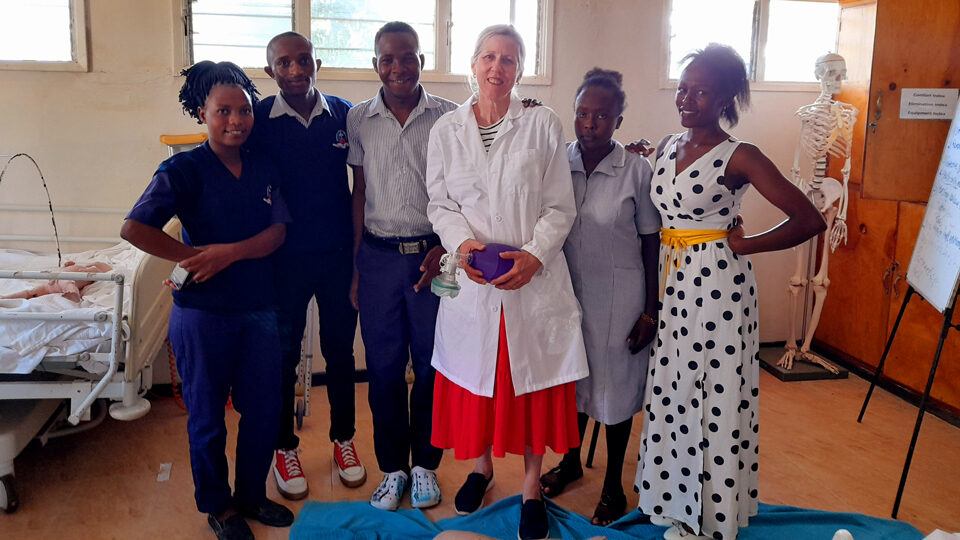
[{"xmin": 778, "ymin": 53, "xmax": 858, "ymax": 373}]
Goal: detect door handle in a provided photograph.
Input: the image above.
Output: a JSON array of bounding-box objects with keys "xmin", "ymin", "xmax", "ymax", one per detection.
[
  {"xmin": 881, "ymin": 260, "xmax": 899, "ymax": 295},
  {"xmin": 892, "ymin": 270, "xmax": 904, "ymax": 298}
]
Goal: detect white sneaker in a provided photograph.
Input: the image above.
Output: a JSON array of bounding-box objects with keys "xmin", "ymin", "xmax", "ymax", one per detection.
[
  {"xmin": 370, "ymin": 471, "xmax": 408, "ymax": 511},
  {"xmin": 663, "ymin": 524, "xmax": 711, "ymax": 540},
  {"xmin": 333, "ymin": 439, "xmax": 367, "ymax": 488},
  {"xmin": 410, "ymin": 466, "xmax": 441, "ymax": 508},
  {"xmin": 273, "ymin": 448, "xmax": 308, "ymax": 500},
  {"xmin": 650, "ymin": 515, "xmax": 674, "ymax": 527}
]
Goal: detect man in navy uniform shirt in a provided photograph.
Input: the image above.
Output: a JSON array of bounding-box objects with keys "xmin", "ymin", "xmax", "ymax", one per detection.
[{"xmin": 248, "ymin": 32, "xmax": 366, "ymax": 500}]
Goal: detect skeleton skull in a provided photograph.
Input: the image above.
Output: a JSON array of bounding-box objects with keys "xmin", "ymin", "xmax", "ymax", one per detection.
[{"xmin": 815, "ymin": 53, "xmax": 847, "ymax": 96}]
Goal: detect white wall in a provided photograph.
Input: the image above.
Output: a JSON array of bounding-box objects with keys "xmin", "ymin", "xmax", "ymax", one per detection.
[{"xmin": 0, "ymin": 0, "xmax": 821, "ymax": 343}]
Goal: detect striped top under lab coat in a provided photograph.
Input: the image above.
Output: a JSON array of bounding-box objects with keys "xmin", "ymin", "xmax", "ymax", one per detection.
[
  {"xmin": 479, "ymin": 117, "xmax": 504, "ymax": 151},
  {"xmin": 347, "ymin": 87, "xmax": 458, "ymax": 238}
]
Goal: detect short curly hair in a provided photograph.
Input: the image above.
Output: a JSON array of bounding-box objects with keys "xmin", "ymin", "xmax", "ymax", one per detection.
[
  {"xmin": 681, "ymin": 43, "xmax": 750, "ymax": 127},
  {"xmin": 375, "ymin": 21, "xmax": 420, "ymax": 55}
]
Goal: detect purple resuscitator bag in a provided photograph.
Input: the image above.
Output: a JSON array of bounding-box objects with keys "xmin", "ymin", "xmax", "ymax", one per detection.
[{"xmin": 471, "ymin": 243, "xmax": 517, "ymax": 281}]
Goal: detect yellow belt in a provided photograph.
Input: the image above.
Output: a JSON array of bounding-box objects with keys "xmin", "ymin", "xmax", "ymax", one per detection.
[{"xmin": 660, "ymin": 228, "xmax": 729, "ymax": 299}]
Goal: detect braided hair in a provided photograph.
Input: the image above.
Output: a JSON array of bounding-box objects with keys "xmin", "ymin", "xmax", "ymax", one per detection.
[
  {"xmin": 178, "ymin": 61, "xmax": 260, "ymax": 124},
  {"xmin": 680, "ymin": 43, "xmax": 750, "ymax": 127},
  {"xmin": 576, "ymin": 67, "xmax": 627, "ymax": 114}
]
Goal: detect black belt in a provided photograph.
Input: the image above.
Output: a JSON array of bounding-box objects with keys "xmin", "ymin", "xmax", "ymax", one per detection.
[{"xmin": 363, "ymin": 230, "xmax": 440, "ymax": 255}]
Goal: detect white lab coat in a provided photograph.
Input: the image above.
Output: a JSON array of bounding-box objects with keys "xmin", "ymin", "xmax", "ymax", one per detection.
[{"xmin": 425, "ymin": 94, "xmax": 588, "ymax": 397}]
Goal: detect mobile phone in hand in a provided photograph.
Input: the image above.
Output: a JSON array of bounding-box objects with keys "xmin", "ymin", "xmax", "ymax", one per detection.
[{"xmin": 169, "ymin": 264, "xmax": 193, "ymax": 290}]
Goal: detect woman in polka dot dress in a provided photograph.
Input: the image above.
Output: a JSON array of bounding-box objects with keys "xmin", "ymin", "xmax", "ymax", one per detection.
[{"xmin": 635, "ymin": 44, "xmax": 826, "ymax": 540}]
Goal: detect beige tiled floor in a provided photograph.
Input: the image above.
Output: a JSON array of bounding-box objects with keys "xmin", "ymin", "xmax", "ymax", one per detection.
[{"xmin": 1, "ymin": 369, "xmax": 959, "ymax": 539}]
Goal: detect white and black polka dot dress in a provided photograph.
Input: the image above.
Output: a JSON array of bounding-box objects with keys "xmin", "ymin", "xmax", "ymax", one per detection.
[{"xmin": 635, "ymin": 134, "xmax": 760, "ymax": 540}]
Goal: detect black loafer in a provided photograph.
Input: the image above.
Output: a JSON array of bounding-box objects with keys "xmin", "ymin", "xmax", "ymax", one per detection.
[
  {"xmin": 454, "ymin": 472, "xmax": 494, "ymax": 515},
  {"xmin": 518, "ymin": 498, "xmax": 549, "ymax": 540},
  {"xmin": 207, "ymin": 513, "xmax": 254, "ymax": 540},
  {"xmin": 237, "ymin": 498, "xmax": 294, "ymax": 527}
]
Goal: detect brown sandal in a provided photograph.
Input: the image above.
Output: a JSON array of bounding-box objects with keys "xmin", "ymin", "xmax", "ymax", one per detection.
[
  {"xmin": 591, "ymin": 489, "xmax": 627, "ymax": 526},
  {"xmin": 539, "ymin": 460, "xmax": 583, "ymax": 498}
]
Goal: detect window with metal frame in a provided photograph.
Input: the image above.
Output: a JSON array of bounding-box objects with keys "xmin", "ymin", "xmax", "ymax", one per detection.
[
  {"xmin": 181, "ymin": 0, "xmax": 552, "ymax": 81},
  {"xmin": 0, "ymin": 0, "xmax": 88, "ymax": 72},
  {"xmin": 666, "ymin": 0, "xmax": 839, "ymax": 84}
]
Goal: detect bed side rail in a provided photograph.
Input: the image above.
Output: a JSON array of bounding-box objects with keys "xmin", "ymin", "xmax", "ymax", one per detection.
[{"xmin": 0, "ymin": 270, "xmax": 124, "ymax": 424}]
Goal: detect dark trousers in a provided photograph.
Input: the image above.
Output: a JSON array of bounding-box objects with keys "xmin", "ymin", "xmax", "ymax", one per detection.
[
  {"xmin": 168, "ymin": 306, "xmax": 282, "ymax": 514},
  {"xmin": 275, "ymin": 248, "xmax": 357, "ymax": 448},
  {"xmin": 357, "ymin": 239, "xmax": 443, "ymax": 473}
]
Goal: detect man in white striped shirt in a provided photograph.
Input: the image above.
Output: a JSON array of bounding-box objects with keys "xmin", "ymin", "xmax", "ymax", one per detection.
[{"xmin": 347, "ymin": 21, "xmax": 457, "ymax": 512}]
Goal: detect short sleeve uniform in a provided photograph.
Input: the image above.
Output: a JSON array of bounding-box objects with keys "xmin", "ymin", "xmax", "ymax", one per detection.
[
  {"xmin": 346, "ymin": 88, "xmax": 457, "ymax": 237},
  {"xmin": 564, "ymin": 141, "xmax": 660, "ymax": 425},
  {"xmin": 127, "ymin": 142, "xmax": 289, "ymax": 312},
  {"xmin": 250, "ymin": 94, "xmax": 352, "ymax": 253}
]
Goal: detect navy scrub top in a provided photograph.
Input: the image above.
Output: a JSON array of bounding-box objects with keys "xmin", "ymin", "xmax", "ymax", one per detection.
[{"xmin": 127, "ymin": 142, "xmax": 290, "ymax": 312}]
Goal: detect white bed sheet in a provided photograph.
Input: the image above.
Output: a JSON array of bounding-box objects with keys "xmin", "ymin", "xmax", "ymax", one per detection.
[{"xmin": 0, "ymin": 243, "xmax": 145, "ymax": 374}]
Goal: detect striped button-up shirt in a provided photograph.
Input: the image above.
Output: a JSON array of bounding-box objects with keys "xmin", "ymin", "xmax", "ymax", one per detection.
[{"xmin": 347, "ymin": 87, "xmax": 457, "ymax": 237}]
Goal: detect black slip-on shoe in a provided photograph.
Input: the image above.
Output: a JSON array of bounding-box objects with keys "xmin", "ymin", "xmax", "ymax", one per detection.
[
  {"xmin": 207, "ymin": 513, "xmax": 254, "ymax": 540},
  {"xmin": 518, "ymin": 498, "xmax": 549, "ymax": 540},
  {"xmin": 237, "ymin": 498, "xmax": 294, "ymax": 528},
  {"xmin": 454, "ymin": 472, "xmax": 494, "ymax": 515}
]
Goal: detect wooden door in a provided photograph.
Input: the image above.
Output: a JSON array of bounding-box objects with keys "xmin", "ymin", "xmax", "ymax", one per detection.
[
  {"xmin": 814, "ymin": 188, "xmax": 898, "ymax": 366},
  {"xmin": 884, "ymin": 202, "xmax": 960, "ymax": 410},
  {"xmin": 861, "ymin": 1, "xmax": 960, "ymax": 202}
]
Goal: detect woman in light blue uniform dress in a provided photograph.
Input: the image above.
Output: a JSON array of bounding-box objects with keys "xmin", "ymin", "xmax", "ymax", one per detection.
[{"xmin": 540, "ymin": 68, "xmax": 661, "ymax": 526}]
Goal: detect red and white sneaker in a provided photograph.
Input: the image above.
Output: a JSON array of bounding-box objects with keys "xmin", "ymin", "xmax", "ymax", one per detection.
[
  {"xmin": 333, "ymin": 439, "xmax": 367, "ymax": 488},
  {"xmin": 273, "ymin": 448, "xmax": 309, "ymax": 500}
]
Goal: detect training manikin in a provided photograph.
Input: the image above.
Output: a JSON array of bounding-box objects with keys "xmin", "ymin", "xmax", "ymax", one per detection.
[{"xmin": 778, "ymin": 53, "xmax": 858, "ymax": 373}]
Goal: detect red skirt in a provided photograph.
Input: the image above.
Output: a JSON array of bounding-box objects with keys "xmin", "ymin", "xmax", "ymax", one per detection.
[{"xmin": 431, "ymin": 311, "xmax": 580, "ymax": 460}]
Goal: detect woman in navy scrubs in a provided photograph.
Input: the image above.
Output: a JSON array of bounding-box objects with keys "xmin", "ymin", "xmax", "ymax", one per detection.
[{"xmin": 121, "ymin": 61, "xmax": 293, "ymax": 540}]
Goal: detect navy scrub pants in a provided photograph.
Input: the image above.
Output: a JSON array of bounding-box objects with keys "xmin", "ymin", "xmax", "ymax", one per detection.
[
  {"xmin": 168, "ymin": 305, "xmax": 282, "ymax": 515},
  {"xmin": 356, "ymin": 238, "xmax": 443, "ymax": 474},
  {"xmin": 274, "ymin": 247, "xmax": 357, "ymax": 448}
]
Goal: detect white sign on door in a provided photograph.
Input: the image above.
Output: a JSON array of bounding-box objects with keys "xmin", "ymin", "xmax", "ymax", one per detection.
[{"xmin": 900, "ymin": 88, "xmax": 959, "ymax": 120}]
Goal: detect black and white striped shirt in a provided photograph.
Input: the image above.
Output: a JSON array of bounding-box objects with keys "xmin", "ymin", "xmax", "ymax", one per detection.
[
  {"xmin": 347, "ymin": 88, "xmax": 457, "ymax": 237},
  {"xmin": 478, "ymin": 117, "xmax": 505, "ymax": 152}
]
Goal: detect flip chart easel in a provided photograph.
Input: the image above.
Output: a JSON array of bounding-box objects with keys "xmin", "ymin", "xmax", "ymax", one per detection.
[{"xmin": 857, "ymin": 100, "xmax": 960, "ymax": 518}]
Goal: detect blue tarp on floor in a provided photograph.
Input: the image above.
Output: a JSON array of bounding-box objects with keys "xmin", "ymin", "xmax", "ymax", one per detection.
[{"xmin": 290, "ymin": 495, "xmax": 923, "ymax": 540}]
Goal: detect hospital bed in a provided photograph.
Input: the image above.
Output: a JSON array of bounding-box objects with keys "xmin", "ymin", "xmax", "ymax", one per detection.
[{"xmin": 0, "ymin": 153, "xmax": 175, "ymax": 513}]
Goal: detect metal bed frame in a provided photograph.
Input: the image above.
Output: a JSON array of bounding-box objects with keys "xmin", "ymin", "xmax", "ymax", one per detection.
[{"xmin": 0, "ymin": 153, "xmax": 174, "ymax": 513}]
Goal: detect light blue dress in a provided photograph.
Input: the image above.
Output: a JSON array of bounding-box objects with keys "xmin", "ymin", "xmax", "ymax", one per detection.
[{"xmin": 563, "ymin": 141, "xmax": 661, "ymax": 425}]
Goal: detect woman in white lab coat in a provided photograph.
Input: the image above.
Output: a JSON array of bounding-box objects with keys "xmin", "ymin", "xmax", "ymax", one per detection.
[{"xmin": 425, "ymin": 24, "xmax": 588, "ymax": 540}]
